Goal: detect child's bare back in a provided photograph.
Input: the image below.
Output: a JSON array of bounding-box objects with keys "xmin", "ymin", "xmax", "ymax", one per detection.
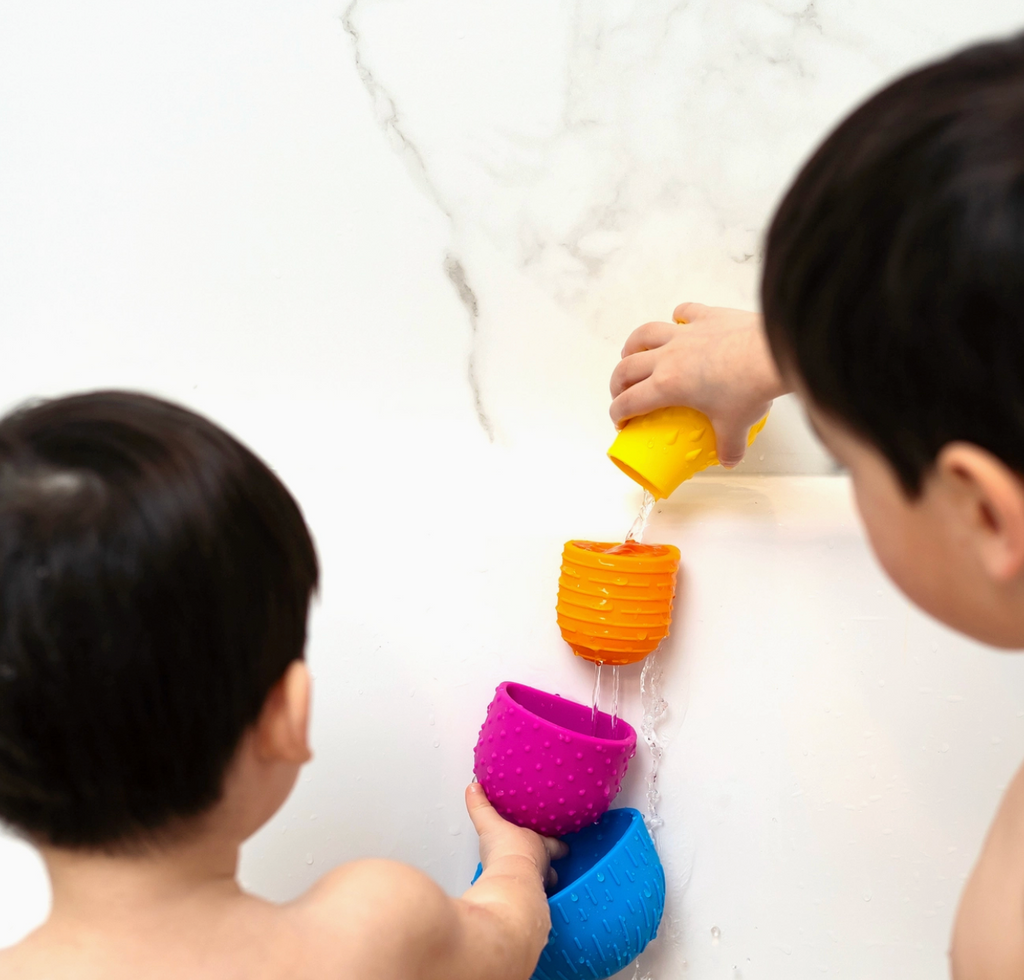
[{"xmin": 1, "ymin": 809, "xmax": 556, "ymax": 980}]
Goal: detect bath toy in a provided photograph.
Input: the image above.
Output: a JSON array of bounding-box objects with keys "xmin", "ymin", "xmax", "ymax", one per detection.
[
  {"xmin": 472, "ymin": 808, "xmax": 665, "ymax": 980},
  {"xmin": 608, "ymin": 405, "xmax": 768, "ymax": 499},
  {"xmin": 557, "ymin": 540, "xmax": 680, "ymax": 666},
  {"xmin": 474, "ymin": 681, "xmax": 637, "ymax": 836},
  {"xmin": 536, "ymin": 808, "xmax": 665, "ymax": 980}
]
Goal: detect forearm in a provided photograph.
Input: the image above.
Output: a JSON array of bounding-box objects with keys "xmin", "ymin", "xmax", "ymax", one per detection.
[{"xmin": 456, "ymin": 854, "xmax": 551, "ymax": 979}]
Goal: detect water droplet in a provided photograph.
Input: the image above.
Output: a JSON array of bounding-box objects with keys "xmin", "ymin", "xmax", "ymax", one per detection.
[
  {"xmin": 305, "ymin": 853, "xmax": 314, "ymax": 865},
  {"xmin": 711, "ymin": 926, "xmax": 721, "ymax": 943},
  {"xmin": 570, "ymin": 892, "xmax": 579, "ymax": 902}
]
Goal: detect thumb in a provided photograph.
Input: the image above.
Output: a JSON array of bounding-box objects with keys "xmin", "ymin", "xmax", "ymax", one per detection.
[
  {"xmin": 711, "ymin": 419, "xmax": 750, "ymax": 469},
  {"xmin": 465, "ymin": 782, "xmax": 504, "ymax": 836}
]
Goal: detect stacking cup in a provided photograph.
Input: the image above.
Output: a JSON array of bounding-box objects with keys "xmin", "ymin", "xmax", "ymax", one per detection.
[
  {"xmin": 533, "ymin": 808, "xmax": 665, "ymax": 980},
  {"xmin": 471, "ymin": 809, "xmax": 665, "ymax": 980},
  {"xmin": 608, "ymin": 405, "xmax": 768, "ymax": 499},
  {"xmin": 473, "ymin": 682, "xmax": 637, "ymax": 837},
  {"xmin": 557, "ymin": 540, "xmax": 680, "ymax": 666}
]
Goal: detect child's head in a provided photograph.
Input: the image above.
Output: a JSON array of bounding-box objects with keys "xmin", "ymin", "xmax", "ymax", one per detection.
[
  {"xmin": 0, "ymin": 391, "xmax": 318, "ymax": 851},
  {"xmin": 762, "ymin": 34, "xmax": 1024, "ymax": 647}
]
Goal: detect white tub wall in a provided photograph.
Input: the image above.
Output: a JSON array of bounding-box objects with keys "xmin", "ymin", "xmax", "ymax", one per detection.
[{"xmin": 2, "ymin": 3, "xmax": 1024, "ymax": 977}]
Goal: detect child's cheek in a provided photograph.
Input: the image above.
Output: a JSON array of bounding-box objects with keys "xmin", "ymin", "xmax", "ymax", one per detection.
[
  {"xmin": 852, "ymin": 475, "xmax": 957, "ymax": 628},
  {"xmin": 852, "ymin": 478, "xmax": 923, "ymax": 600}
]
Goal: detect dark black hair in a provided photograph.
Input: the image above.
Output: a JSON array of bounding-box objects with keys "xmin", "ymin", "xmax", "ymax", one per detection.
[
  {"xmin": 0, "ymin": 391, "xmax": 318, "ymax": 849},
  {"xmin": 762, "ymin": 33, "xmax": 1024, "ymax": 494}
]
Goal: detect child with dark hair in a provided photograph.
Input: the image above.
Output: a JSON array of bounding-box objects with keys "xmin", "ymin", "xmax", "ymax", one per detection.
[
  {"xmin": 0, "ymin": 391, "xmax": 564, "ymax": 980},
  {"xmin": 610, "ymin": 33, "xmax": 1024, "ymax": 978}
]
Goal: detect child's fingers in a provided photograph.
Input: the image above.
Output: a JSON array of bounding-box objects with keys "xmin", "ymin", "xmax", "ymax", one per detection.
[
  {"xmin": 610, "ymin": 350, "xmax": 656, "ymax": 398},
  {"xmin": 672, "ymin": 301, "xmax": 707, "ymax": 324},
  {"xmin": 709, "ymin": 417, "xmax": 750, "ymax": 469},
  {"xmin": 546, "ymin": 867, "xmax": 559, "ymax": 890},
  {"xmin": 465, "ymin": 782, "xmax": 505, "ymax": 836},
  {"xmin": 610, "ymin": 378, "xmax": 664, "ymax": 428},
  {"xmin": 621, "ymin": 321, "xmax": 675, "ymax": 358},
  {"xmin": 541, "ymin": 835, "xmax": 569, "ymax": 861}
]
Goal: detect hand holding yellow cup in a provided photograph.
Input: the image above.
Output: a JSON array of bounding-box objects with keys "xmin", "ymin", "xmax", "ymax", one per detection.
[{"xmin": 608, "ymin": 406, "xmax": 768, "ymax": 500}]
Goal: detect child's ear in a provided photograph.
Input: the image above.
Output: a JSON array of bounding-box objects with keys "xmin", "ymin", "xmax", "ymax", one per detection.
[
  {"xmin": 936, "ymin": 443, "xmax": 1024, "ymax": 582},
  {"xmin": 255, "ymin": 660, "xmax": 313, "ymax": 765}
]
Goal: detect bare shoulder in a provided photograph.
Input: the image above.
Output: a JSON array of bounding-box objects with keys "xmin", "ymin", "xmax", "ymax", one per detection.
[
  {"xmin": 289, "ymin": 860, "xmax": 460, "ymax": 977},
  {"xmin": 298, "ymin": 858, "xmax": 453, "ymax": 926},
  {"xmin": 0, "ymin": 927, "xmax": 65, "ymax": 980},
  {"xmin": 0, "ymin": 944, "xmax": 20, "ymax": 978},
  {"xmin": 951, "ymin": 759, "xmax": 1024, "ymax": 979}
]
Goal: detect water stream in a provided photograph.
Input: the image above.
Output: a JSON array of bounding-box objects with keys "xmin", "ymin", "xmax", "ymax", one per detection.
[
  {"xmin": 590, "ymin": 661, "xmax": 603, "ymax": 733},
  {"xmin": 625, "ymin": 488, "xmax": 656, "ymax": 543},
  {"xmin": 590, "ymin": 661, "xmax": 622, "ymax": 736},
  {"xmin": 629, "ymin": 490, "xmax": 668, "ymax": 980}
]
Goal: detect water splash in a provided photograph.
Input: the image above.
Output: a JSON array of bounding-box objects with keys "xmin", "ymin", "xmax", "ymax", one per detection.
[
  {"xmin": 627, "ymin": 490, "xmax": 670, "ymax": 980},
  {"xmin": 629, "ymin": 651, "xmax": 669, "ymax": 980},
  {"xmin": 626, "ymin": 489, "xmax": 656, "ymax": 543},
  {"xmin": 639, "ymin": 651, "xmax": 668, "ymax": 837}
]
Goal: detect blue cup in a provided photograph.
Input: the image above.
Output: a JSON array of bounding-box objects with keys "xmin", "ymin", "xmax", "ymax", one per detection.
[{"xmin": 474, "ymin": 808, "xmax": 665, "ymax": 980}]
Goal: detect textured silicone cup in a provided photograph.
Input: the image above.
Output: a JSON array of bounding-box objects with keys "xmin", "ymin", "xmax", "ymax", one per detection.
[
  {"xmin": 473, "ymin": 682, "xmax": 637, "ymax": 836},
  {"xmin": 538, "ymin": 808, "xmax": 665, "ymax": 980},
  {"xmin": 608, "ymin": 405, "xmax": 768, "ymax": 499},
  {"xmin": 468, "ymin": 810, "xmax": 664, "ymax": 980},
  {"xmin": 557, "ymin": 540, "xmax": 681, "ymax": 666}
]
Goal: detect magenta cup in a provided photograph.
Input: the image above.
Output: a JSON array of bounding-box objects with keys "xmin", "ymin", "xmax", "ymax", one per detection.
[{"xmin": 473, "ymin": 681, "xmax": 637, "ymax": 837}]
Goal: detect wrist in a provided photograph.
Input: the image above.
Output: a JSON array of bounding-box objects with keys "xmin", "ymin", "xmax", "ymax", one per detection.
[{"xmin": 482, "ymin": 851, "xmax": 546, "ymax": 881}]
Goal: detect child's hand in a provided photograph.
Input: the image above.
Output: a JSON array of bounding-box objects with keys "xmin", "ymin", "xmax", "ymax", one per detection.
[
  {"xmin": 466, "ymin": 783, "xmax": 568, "ymax": 890},
  {"xmin": 609, "ymin": 303, "xmax": 789, "ymax": 467}
]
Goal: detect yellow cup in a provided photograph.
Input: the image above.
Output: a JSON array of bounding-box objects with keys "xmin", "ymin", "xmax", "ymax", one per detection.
[{"xmin": 608, "ymin": 406, "xmax": 768, "ymax": 500}]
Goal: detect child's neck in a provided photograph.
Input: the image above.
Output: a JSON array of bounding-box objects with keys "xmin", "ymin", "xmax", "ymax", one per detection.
[{"xmin": 41, "ymin": 822, "xmax": 245, "ymax": 929}]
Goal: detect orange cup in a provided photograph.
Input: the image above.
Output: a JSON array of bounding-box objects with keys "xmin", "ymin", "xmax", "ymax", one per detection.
[{"xmin": 556, "ymin": 540, "xmax": 681, "ymax": 666}]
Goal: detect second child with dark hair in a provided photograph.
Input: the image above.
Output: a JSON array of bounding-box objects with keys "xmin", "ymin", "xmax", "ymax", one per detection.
[
  {"xmin": 610, "ymin": 33, "xmax": 1024, "ymax": 978},
  {"xmin": 0, "ymin": 391, "xmax": 565, "ymax": 980}
]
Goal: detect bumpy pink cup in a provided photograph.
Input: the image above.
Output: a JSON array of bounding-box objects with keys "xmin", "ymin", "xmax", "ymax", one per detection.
[{"xmin": 473, "ymin": 681, "xmax": 637, "ymax": 837}]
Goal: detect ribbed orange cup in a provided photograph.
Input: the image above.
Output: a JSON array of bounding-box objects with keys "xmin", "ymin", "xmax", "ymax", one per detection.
[{"xmin": 556, "ymin": 540, "xmax": 681, "ymax": 666}]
